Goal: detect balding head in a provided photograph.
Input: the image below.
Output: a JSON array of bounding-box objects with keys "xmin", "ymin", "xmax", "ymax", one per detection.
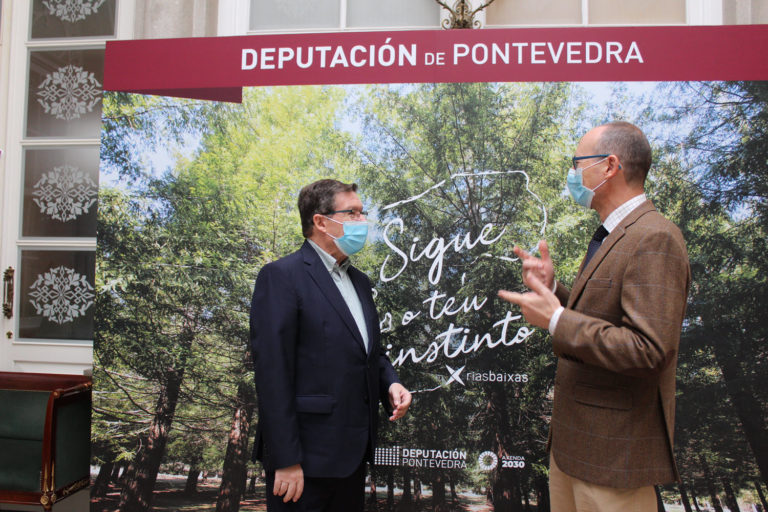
[{"xmin": 591, "ymin": 121, "xmax": 652, "ymax": 186}]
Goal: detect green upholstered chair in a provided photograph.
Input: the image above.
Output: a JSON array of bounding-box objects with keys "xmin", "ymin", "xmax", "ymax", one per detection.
[{"xmin": 0, "ymin": 372, "xmax": 91, "ymax": 510}]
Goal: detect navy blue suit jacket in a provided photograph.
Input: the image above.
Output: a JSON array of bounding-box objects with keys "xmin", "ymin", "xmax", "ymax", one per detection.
[{"xmin": 250, "ymin": 240, "xmax": 400, "ymax": 478}]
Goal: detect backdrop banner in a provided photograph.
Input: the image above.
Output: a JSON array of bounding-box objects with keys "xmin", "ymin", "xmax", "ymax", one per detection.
[
  {"xmin": 104, "ymin": 25, "xmax": 768, "ymax": 99},
  {"xmin": 93, "ymin": 25, "xmax": 768, "ymax": 512}
]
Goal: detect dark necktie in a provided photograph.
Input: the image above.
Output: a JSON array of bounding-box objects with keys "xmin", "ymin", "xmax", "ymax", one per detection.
[{"xmin": 584, "ymin": 225, "xmax": 609, "ymax": 267}]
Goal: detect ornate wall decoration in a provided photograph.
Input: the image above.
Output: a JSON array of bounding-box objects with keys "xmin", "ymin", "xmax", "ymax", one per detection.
[
  {"xmin": 42, "ymin": 0, "xmax": 107, "ymax": 23},
  {"xmin": 28, "ymin": 266, "xmax": 94, "ymax": 324},
  {"xmin": 32, "ymin": 164, "xmax": 98, "ymax": 222},
  {"xmin": 435, "ymin": 0, "xmax": 496, "ymax": 28},
  {"xmin": 36, "ymin": 64, "xmax": 102, "ymax": 121}
]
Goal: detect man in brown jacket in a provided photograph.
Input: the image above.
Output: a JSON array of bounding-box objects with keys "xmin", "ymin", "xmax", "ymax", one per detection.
[{"xmin": 499, "ymin": 121, "xmax": 690, "ymax": 511}]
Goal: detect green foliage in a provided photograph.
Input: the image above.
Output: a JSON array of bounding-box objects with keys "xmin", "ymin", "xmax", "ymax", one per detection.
[
  {"xmin": 101, "ymin": 92, "xmax": 224, "ymax": 183},
  {"xmin": 355, "ymin": 82, "xmax": 586, "ymax": 503},
  {"xmin": 93, "ymin": 81, "xmax": 768, "ymax": 510},
  {"xmin": 646, "ymin": 81, "xmax": 768, "ymax": 502},
  {"xmin": 94, "ymin": 87, "xmax": 357, "ymax": 480}
]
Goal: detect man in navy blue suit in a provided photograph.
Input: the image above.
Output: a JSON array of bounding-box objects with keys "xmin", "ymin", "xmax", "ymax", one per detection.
[{"xmin": 250, "ymin": 179, "xmax": 412, "ymax": 511}]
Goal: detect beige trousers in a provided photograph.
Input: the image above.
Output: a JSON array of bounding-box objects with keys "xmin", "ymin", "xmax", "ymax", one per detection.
[{"xmin": 549, "ymin": 453, "xmax": 657, "ymax": 512}]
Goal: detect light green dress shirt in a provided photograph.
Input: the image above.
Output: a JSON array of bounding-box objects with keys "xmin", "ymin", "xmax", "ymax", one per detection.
[{"xmin": 308, "ymin": 239, "xmax": 369, "ymax": 352}]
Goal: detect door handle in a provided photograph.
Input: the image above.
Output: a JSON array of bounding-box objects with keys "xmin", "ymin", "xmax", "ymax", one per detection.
[{"xmin": 3, "ymin": 267, "xmax": 13, "ymax": 319}]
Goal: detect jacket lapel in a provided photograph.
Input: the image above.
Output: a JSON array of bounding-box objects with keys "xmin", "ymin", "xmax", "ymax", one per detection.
[
  {"xmin": 349, "ymin": 268, "xmax": 377, "ymax": 359},
  {"xmin": 567, "ymin": 201, "xmax": 656, "ymax": 308},
  {"xmin": 301, "ymin": 242, "xmax": 367, "ymax": 353}
]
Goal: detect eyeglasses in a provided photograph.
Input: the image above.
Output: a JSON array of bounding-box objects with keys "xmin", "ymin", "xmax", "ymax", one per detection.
[
  {"xmin": 572, "ymin": 154, "xmax": 610, "ymax": 170},
  {"xmin": 327, "ymin": 209, "xmax": 367, "ymax": 220}
]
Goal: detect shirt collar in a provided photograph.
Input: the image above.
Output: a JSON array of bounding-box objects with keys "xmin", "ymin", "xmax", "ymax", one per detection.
[
  {"xmin": 307, "ymin": 239, "xmax": 351, "ymax": 273},
  {"xmin": 603, "ymin": 194, "xmax": 647, "ymax": 233}
]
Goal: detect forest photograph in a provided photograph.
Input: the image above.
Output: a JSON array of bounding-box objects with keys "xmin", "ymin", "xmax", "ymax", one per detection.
[{"xmin": 91, "ymin": 81, "xmax": 768, "ymax": 512}]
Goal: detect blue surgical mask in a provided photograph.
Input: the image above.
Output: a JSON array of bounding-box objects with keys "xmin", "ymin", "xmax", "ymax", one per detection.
[
  {"xmin": 567, "ymin": 158, "xmax": 609, "ymax": 209},
  {"xmin": 325, "ymin": 217, "xmax": 369, "ymax": 256}
]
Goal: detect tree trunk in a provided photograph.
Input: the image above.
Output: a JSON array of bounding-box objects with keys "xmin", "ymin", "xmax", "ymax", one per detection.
[
  {"xmin": 387, "ymin": 469, "xmax": 395, "ymax": 511},
  {"xmin": 118, "ymin": 367, "xmax": 185, "ymax": 512},
  {"xmin": 414, "ymin": 477, "xmax": 422, "ymax": 502},
  {"xmin": 185, "ymin": 466, "xmax": 201, "ymax": 495},
  {"xmin": 216, "ymin": 382, "xmax": 256, "ymax": 512},
  {"xmin": 111, "ymin": 463, "xmax": 123, "ymax": 482},
  {"xmin": 449, "ymin": 475, "xmax": 458, "ymax": 504},
  {"xmin": 755, "ymin": 480, "xmax": 768, "ymax": 511},
  {"xmin": 401, "ymin": 467, "xmax": 412, "ymax": 503},
  {"xmin": 691, "ymin": 491, "xmax": 703, "ymax": 512},
  {"xmin": 396, "ymin": 467, "xmax": 414, "ymax": 512},
  {"xmin": 492, "ymin": 469, "xmax": 523, "ymax": 512},
  {"xmin": 369, "ymin": 471, "xmax": 378, "ymax": 511},
  {"xmin": 701, "ymin": 455, "xmax": 724, "ymax": 512},
  {"xmin": 93, "ymin": 461, "xmax": 115, "ymax": 497},
  {"xmin": 712, "ymin": 336, "xmax": 768, "ymax": 484},
  {"xmin": 679, "ymin": 481, "xmax": 694, "ymax": 512},
  {"xmin": 707, "ymin": 484, "xmax": 723, "ymax": 512},
  {"xmin": 721, "ymin": 477, "xmax": 741, "ymax": 512},
  {"xmin": 486, "ymin": 388, "xmax": 523, "ymax": 512},
  {"xmin": 535, "ymin": 473, "xmax": 550, "ymax": 512},
  {"xmin": 656, "ymin": 485, "xmax": 666, "ymax": 511},
  {"xmin": 248, "ymin": 471, "xmax": 257, "ymax": 495},
  {"xmin": 522, "ymin": 480, "xmax": 531, "ymax": 512},
  {"xmin": 432, "ymin": 474, "xmax": 447, "ymax": 512}
]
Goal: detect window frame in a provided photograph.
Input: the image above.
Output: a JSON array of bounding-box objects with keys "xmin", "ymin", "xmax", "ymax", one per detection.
[
  {"xmin": 218, "ymin": 0, "xmax": 443, "ymax": 36},
  {"xmin": 0, "ymin": 0, "xmax": 133, "ymax": 373}
]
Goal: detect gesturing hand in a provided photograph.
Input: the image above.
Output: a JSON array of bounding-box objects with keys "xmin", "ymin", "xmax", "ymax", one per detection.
[
  {"xmin": 513, "ymin": 240, "xmax": 555, "ymax": 292},
  {"xmin": 498, "ymin": 274, "xmax": 561, "ymax": 330}
]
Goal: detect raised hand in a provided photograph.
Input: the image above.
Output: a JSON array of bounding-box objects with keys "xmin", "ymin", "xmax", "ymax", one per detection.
[{"xmin": 513, "ymin": 240, "xmax": 555, "ymax": 291}]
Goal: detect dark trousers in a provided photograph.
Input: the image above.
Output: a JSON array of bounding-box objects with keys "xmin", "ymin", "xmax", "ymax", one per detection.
[{"xmin": 265, "ymin": 462, "xmax": 366, "ymax": 512}]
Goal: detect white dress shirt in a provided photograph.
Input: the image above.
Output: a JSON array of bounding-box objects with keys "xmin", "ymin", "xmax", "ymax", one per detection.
[{"xmin": 548, "ymin": 194, "xmax": 647, "ymax": 335}]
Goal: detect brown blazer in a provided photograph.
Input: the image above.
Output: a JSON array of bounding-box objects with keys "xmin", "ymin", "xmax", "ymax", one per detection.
[{"xmin": 549, "ymin": 200, "xmax": 690, "ymax": 488}]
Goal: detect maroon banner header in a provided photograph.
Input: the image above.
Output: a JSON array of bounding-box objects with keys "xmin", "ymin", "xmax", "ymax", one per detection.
[{"xmin": 104, "ymin": 25, "xmax": 768, "ymax": 102}]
